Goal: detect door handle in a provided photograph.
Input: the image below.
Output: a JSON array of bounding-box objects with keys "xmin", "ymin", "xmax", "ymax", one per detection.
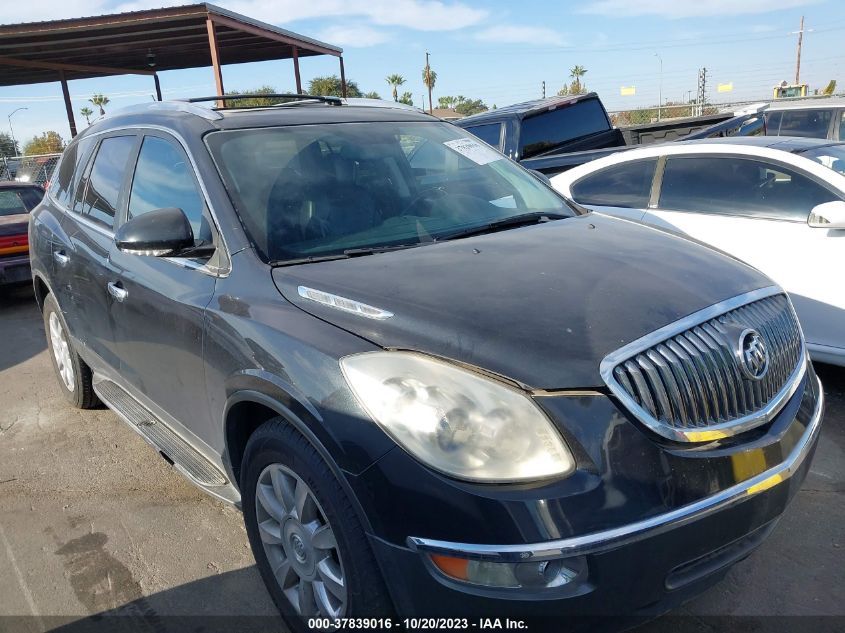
[
  {"xmin": 53, "ymin": 251, "xmax": 69, "ymax": 267},
  {"xmin": 107, "ymin": 282, "xmax": 128, "ymax": 302}
]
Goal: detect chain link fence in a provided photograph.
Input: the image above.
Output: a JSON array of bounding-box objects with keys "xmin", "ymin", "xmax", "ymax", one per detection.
[{"xmin": 0, "ymin": 153, "xmax": 62, "ymax": 186}]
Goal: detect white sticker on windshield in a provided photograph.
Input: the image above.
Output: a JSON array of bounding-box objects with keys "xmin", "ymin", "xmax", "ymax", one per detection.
[{"xmin": 443, "ymin": 137, "xmax": 503, "ymax": 165}]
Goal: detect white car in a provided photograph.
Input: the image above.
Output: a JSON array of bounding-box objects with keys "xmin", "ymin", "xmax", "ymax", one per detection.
[{"xmin": 552, "ymin": 137, "xmax": 845, "ymax": 366}]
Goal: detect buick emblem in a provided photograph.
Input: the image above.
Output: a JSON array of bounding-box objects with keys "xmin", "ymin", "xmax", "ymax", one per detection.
[{"xmin": 738, "ymin": 329, "xmax": 769, "ymax": 381}]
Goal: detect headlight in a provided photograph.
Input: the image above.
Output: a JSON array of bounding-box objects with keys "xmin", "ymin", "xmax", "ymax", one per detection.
[{"xmin": 340, "ymin": 352, "xmax": 575, "ymax": 482}]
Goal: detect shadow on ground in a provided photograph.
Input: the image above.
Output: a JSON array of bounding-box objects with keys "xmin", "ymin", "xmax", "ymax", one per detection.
[{"xmin": 0, "ymin": 283, "xmax": 45, "ymax": 373}]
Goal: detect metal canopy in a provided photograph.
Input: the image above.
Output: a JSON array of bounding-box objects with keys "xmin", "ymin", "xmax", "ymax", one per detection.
[{"xmin": 0, "ymin": 3, "xmax": 345, "ymax": 136}]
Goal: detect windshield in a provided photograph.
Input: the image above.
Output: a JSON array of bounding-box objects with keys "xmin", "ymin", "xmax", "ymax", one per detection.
[
  {"xmin": 798, "ymin": 144, "xmax": 845, "ymax": 177},
  {"xmin": 206, "ymin": 121, "xmax": 572, "ymax": 263}
]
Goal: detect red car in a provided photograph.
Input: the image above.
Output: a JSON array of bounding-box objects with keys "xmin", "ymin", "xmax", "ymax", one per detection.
[{"xmin": 0, "ymin": 181, "xmax": 43, "ymax": 286}]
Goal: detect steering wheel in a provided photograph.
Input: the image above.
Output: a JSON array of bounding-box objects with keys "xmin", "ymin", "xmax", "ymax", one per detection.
[{"xmin": 401, "ymin": 186, "xmax": 448, "ymax": 216}]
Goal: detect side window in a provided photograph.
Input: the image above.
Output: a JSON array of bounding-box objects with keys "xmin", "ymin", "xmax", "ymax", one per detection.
[
  {"xmin": 128, "ymin": 136, "xmax": 210, "ymax": 243},
  {"xmin": 76, "ymin": 136, "xmax": 136, "ymax": 229},
  {"xmin": 839, "ymin": 112, "xmax": 845, "ymax": 141},
  {"xmin": 465, "ymin": 123, "xmax": 502, "ymax": 149},
  {"xmin": 570, "ymin": 159, "xmax": 657, "ymax": 209},
  {"xmin": 659, "ymin": 156, "xmax": 837, "ymax": 221},
  {"xmin": 768, "ymin": 110, "xmax": 832, "ymax": 138},
  {"xmin": 53, "ymin": 136, "xmax": 95, "ymax": 208}
]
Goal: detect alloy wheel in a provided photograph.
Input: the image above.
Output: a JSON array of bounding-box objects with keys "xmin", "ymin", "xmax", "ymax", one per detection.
[
  {"xmin": 49, "ymin": 312, "xmax": 75, "ymax": 392},
  {"xmin": 255, "ymin": 463, "xmax": 347, "ymax": 617}
]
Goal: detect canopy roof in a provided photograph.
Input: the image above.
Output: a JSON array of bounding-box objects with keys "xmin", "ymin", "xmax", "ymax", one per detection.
[{"xmin": 0, "ymin": 3, "xmax": 342, "ymax": 87}]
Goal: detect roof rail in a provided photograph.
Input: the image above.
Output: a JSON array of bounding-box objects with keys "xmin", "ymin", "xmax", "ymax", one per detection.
[
  {"xmin": 185, "ymin": 94, "xmax": 342, "ymax": 107},
  {"xmin": 110, "ymin": 101, "xmax": 224, "ymax": 121}
]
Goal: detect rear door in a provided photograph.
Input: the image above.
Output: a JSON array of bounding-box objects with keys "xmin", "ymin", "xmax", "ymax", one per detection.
[
  {"xmin": 107, "ymin": 131, "xmax": 220, "ymax": 440},
  {"xmin": 641, "ymin": 153, "xmax": 844, "ymax": 354},
  {"xmin": 60, "ymin": 133, "xmax": 138, "ymax": 372}
]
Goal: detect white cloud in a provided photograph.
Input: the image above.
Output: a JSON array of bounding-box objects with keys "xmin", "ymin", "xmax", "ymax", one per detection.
[
  {"xmin": 474, "ymin": 25, "xmax": 566, "ymax": 47},
  {"xmin": 111, "ymin": 0, "xmax": 487, "ymax": 31},
  {"xmin": 316, "ymin": 25, "xmax": 391, "ymax": 47},
  {"xmin": 580, "ymin": 0, "xmax": 820, "ymax": 19}
]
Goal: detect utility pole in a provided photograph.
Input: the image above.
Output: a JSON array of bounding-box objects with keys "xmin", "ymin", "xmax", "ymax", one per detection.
[
  {"xmin": 654, "ymin": 53, "xmax": 663, "ymax": 121},
  {"xmin": 542, "ymin": 81, "xmax": 546, "ymax": 99},
  {"xmin": 696, "ymin": 68, "xmax": 708, "ymax": 116},
  {"xmin": 792, "ymin": 16, "xmax": 812, "ymax": 85}
]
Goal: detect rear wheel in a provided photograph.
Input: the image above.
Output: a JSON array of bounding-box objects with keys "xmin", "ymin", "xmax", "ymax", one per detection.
[
  {"xmin": 42, "ymin": 293, "xmax": 99, "ymax": 409},
  {"xmin": 241, "ymin": 419, "xmax": 392, "ymax": 631}
]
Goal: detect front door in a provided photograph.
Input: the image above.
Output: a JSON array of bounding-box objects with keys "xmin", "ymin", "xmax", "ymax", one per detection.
[{"xmin": 107, "ymin": 132, "xmax": 219, "ymax": 441}]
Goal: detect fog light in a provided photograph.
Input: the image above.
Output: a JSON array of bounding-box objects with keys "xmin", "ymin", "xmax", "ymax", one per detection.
[{"xmin": 430, "ymin": 554, "xmax": 579, "ymax": 589}]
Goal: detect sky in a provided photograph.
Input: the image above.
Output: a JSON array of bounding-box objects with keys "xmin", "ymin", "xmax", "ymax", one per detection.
[{"xmin": 1, "ymin": 0, "xmax": 844, "ymax": 147}]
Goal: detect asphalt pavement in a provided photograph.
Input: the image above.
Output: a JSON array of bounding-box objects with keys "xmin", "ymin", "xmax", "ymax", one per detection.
[{"xmin": 0, "ymin": 283, "xmax": 842, "ymax": 633}]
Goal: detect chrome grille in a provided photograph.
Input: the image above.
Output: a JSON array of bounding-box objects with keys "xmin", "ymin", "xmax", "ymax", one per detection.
[{"xmin": 602, "ymin": 288, "xmax": 805, "ymax": 442}]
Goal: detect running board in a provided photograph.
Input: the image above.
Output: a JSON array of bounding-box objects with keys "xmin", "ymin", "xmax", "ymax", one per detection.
[{"xmin": 94, "ymin": 379, "xmax": 228, "ymax": 487}]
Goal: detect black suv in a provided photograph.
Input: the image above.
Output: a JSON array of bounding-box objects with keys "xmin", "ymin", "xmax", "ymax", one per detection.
[{"xmin": 30, "ymin": 97, "xmax": 824, "ymax": 629}]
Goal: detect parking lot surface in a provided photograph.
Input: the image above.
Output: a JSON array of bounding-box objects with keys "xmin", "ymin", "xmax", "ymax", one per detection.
[{"xmin": 0, "ymin": 283, "xmax": 842, "ymax": 632}]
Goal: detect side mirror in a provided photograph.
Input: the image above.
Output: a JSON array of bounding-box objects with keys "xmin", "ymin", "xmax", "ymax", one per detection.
[
  {"xmin": 808, "ymin": 200, "xmax": 845, "ymax": 229},
  {"xmin": 115, "ymin": 207, "xmax": 194, "ymax": 256}
]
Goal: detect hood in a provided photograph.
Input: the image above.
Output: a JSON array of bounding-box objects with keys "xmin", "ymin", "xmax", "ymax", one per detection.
[{"xmin": 272, "ymin": 214, "xmax": 771, "ymax": 389}]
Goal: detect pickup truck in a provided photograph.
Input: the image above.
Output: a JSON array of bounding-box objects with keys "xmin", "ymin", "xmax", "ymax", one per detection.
[{"xmin": 455, "ymin": 93, "xmax": 732, "ymax": 176}]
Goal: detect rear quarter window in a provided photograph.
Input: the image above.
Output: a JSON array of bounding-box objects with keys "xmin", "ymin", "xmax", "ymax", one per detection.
[{"xmin": 570, "ymin": 158, "xmax": 657, "ymax": 209}]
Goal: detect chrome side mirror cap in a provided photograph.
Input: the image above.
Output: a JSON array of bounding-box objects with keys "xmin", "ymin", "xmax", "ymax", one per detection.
[{"xmin": 808, "ymin": 200, "xmax": 845, "ymax": 229}]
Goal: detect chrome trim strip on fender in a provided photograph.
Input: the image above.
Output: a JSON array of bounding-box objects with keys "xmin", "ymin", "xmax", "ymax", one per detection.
[{"xmin": 408, "ymin": 377, "xmax": 823, "ymax": 562}]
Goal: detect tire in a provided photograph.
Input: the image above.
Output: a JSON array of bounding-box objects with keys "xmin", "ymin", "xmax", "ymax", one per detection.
[
  {"xmin": 242, "ymin": 418, "xmax": 393, "ymax": 631},
  {"xmin": 42, "ymin": 293, "xmax": 99, "ymax": 409}
]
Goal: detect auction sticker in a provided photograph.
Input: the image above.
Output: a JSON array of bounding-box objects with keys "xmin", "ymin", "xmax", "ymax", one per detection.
[{"xmin": 443, "ymin": 137, "xmax": 502, "ymax": 165}]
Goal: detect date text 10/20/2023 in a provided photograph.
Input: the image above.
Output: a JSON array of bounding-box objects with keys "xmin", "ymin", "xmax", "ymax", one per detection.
[{"xmin": 307, "ymin": 618, "xmax": 529, "ymax": 630}]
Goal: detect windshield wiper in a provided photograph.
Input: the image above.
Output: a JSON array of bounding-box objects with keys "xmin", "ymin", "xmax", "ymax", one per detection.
[
  {"xmin": 271, "ymin": 243, "xmax": 420, "ymax": 267},
  {"xmin": 435, "ymin": 212, "xmax": 570, "ymax": 242}
]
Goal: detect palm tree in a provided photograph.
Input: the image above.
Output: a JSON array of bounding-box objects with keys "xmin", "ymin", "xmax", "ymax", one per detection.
[
  {"xmin": 569, "ymin": 65, "xmax": 587, "ymax": 94},
  {"xmin": 438, "ymin": 95, "xmax": 457, "ymax": 110},
  {"xmin": 385, "ymin": 74, "xmax": 406, "ymax": 102},
  {"xmin": 422, "ymin": 58, "xmax": 437, "ymax": 114},
  {"xmin": 89, "ymin": 94, "xmax": 110, "ymax": 116},
  {"xmin": 79, "ymin": 106, "xmax": 94, "ymax": 125}
]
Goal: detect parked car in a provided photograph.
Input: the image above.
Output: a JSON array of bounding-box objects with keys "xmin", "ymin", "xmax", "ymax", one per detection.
[
  {"xmin": 0, "ymin": 181, "xmax": 43, "ymax": 286},
  {"xmin": 30, "ymin": 99, "xmax": 823, "ymax": 628},
  {"xmin": 552, "ymin": 136, "xmax": 845, "ymax": 366},
  {"xmin": 686, "ymin": 99, "xmax": 845, "ymax": 141},
  {"xmin": 454, "ymin": 93, "xmax": 733, "ymax": 176}
]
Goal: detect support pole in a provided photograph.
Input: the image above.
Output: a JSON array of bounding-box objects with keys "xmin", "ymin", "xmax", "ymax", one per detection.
[
  {"xmin": 339, "ymin": 56, "xmax": 347, "ymax": 98},
  {"xmin": 206, "ymin": 17, "xmax": 225, "ymax": 107},
  {"xmin": 292, "ymin": 46, "xmax": 302, "ymax": 94},
  {"xmin": 795, "ymin": 15, "xmax": 805, "ymax": 85},
  {"xmin": 59, "ymin": 70, "xmax": 77, "ymax": 138},
  {"xmin": 153, "ymin": 73, "xmax": 162, "ymax": 101}
]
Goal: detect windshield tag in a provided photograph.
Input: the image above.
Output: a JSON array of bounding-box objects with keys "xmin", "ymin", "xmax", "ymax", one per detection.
[{"xmin": 443, "ymin": 138, "xmax": 503, "ymax": 165}]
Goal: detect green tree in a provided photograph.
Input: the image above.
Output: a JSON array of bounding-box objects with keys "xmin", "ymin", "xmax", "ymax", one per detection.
[
  {"xmin": 422, "ymin": 61, "xmax": 437, "ymax": 113},
  {"xmin": 569, "ymin": 65, "xmax": 588, "ymax": 94},
  {"xmin": 0, "ymin": 132, "xmax": 18, "ymax": 159},
  {"xmin": 437, "ymin": 95, "xmax": 457, "ymax": 110},
  {"xmin": 363, "ymin": 91, "xmax": 381, "ymax": 99},
  {"xmin": 79, "ymin": 106, "xmax": 94, "ymax": 125},
  {"xmin": 223, "ymin": 85, "xmax": 291, "ymax": 107},
  {"xmin": 386, "ymin": 74, "xmax": 406, "ymax": 102},
  {"xmin": 398, "ymin": 92, "xmax": 414, "ymax": 106},
  {"xmin": 307, "ymin": 75, "xmax": 362, "ymax": 98},
  {"xmin": 454, "ymin": 97, "xmax": 488, "ymax": 116},
  {"xmin": 23, "ymin": 131, "xmax": 65, "ymax": 155},
  {"xmin": 89, "ymin": 93, "xmax": 110, "ymax": 116}
]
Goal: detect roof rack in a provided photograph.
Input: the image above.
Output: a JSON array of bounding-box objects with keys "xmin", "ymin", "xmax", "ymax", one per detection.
[{"xmin": 185, "ymin": 94, "xmax": 342, "ymax": 107}]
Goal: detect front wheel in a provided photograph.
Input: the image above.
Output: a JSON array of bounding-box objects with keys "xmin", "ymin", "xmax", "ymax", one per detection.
[
  {"xmin": 241, "ymin": 419, "xmax": 392, "ymax": 631},
  {"xmin": 42, "ymin": 293, "xmax": 99, "ymax": 409}
]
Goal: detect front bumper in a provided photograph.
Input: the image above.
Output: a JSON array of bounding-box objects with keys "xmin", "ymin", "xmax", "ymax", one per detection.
[{"xmin": 352, "ymin": 371, "xmax": 823, "ymax": 620}]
